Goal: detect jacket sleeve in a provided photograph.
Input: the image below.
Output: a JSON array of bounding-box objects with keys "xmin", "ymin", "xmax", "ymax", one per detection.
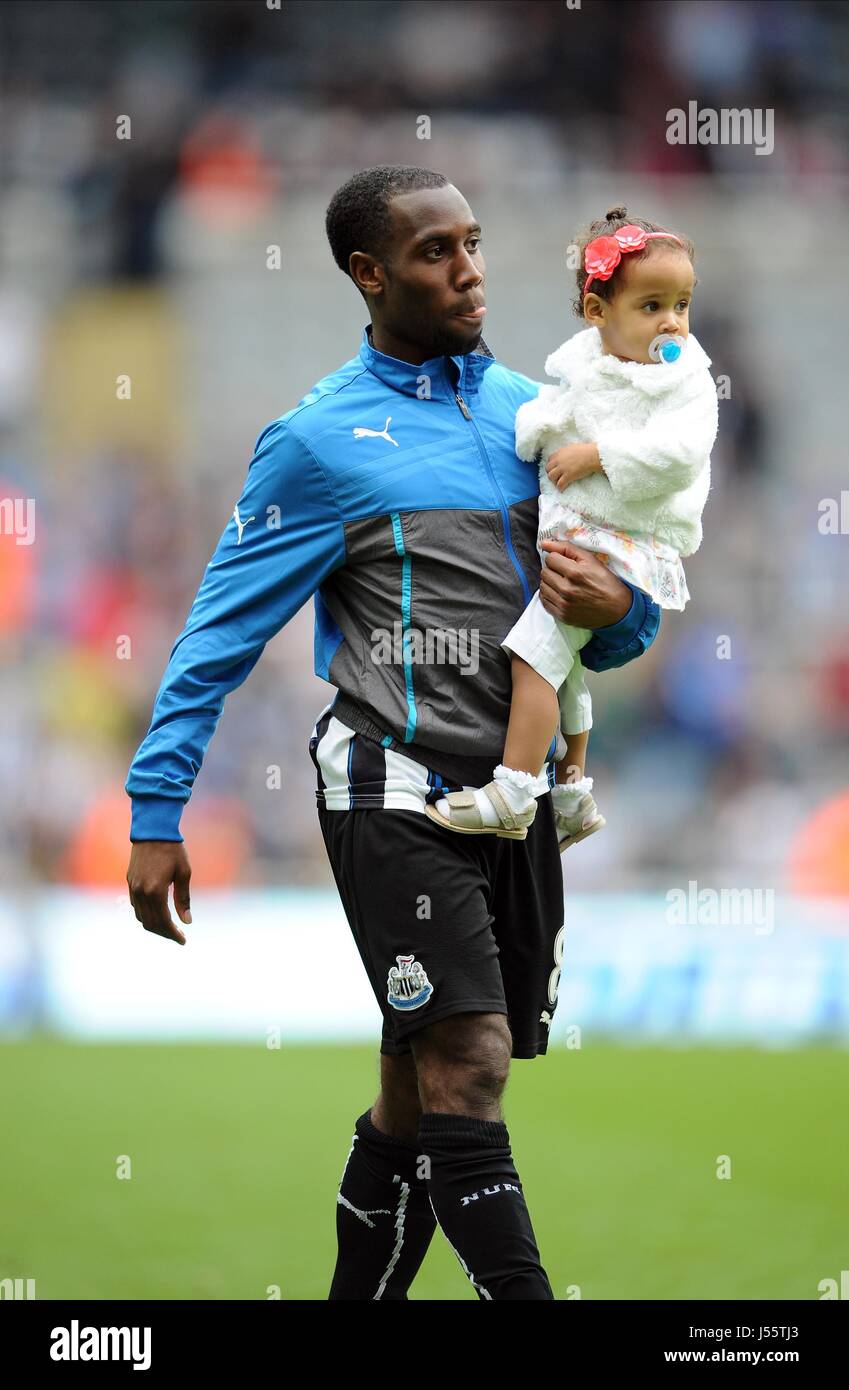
[
  {"xmin": 125, "ymin": 419, "xmax": 346, "ymax": 842},
  {"xmin": 593, "ymin": 372, "xmax": 718, "ymax": 502},
  {"xmin": 514, "ymin": 383, "xmax": 572, "ymax": 461},
  {"xmin": 581, "ymin": 580, "xmax": 661, "ymax": 672}
]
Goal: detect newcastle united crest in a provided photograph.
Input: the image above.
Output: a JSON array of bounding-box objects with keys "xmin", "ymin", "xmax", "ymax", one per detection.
[{"xmin": 387, "ymin": 954, "xmax": 433, "ymax": 1011}]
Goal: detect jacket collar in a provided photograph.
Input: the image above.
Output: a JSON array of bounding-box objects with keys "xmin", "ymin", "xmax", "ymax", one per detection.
[
  {"xmin": 359, "ymin": 324, "xmax": 496, "ymax": 400},
  {"xmin": 544, "ymin": 326, "xmax": 712, "ymax": 398}
]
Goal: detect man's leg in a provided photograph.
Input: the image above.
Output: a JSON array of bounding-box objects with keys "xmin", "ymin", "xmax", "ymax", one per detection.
[
  {"xmin": 412, "ymin": 1012, "xmax": 554, "ymax": 1301},
  {"xmin": 317, "ymin": 802, "xmax": 547, "ymax": 1298},
  {"xmin": 328, "ymin": 1052, "xmax": 438, "ymax": 1300}
]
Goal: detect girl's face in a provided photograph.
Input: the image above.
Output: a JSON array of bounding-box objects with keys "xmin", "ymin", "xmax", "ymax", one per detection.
[{"xmin": 585, "ymin": 250, "xmax": 695, "ymax": 364}]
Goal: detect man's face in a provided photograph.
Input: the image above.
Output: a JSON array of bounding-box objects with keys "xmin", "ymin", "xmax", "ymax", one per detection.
[
  {"xmin": 367, "ymin": 184, "xmax": 487, "ymax": 359},
  {"xmin": 589, "ymin": 250, "xmax": 695, "ymax": 364}
]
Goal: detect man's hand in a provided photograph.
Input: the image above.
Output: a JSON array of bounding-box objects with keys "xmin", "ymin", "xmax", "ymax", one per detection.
[
  {"xmin": 545, "ymin": 442, "xmax": 603, "ymax": 490},
  {"xmin": 127, "ymin": 842, "xmax": 192, "ymax": 945},
  {"xmin": 538, "ymin": 538, "xmax": 632, "ymax": 628}
]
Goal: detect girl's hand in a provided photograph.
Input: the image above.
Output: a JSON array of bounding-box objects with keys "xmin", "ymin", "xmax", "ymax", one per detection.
[{"xmin": 545, "ymin": 442, "xmax": 603, "ymax": 490}]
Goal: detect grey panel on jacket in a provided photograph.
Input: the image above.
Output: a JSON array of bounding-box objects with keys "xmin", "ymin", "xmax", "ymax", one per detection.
[{"xmin": 322, "ymin": 496, "xmax": 543, "ymax": 763}]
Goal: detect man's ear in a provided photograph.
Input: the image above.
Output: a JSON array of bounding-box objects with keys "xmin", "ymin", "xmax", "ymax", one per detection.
[{"xmin": 349, "ymin": 251, "xmax": 384, "ymax": 299}]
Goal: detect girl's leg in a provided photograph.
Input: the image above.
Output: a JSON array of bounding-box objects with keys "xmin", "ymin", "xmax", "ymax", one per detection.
[
  {"xmin": 502, "ymin": 654, "xmax": 561, "ymax": 777},
  {"xmin": 551, "ymin": 660, "xmax": 604, "ymax": 847},
  {"xmin": 429, "ymin": 655, "xmax": 560, "ymax": 832},
  {"xmin": 428, "ymin": 623, "xmax": 587, "ymax": 835},
  {"xmin": 556, "ymin": 730, "xmax": 589, "ymax": 786}
]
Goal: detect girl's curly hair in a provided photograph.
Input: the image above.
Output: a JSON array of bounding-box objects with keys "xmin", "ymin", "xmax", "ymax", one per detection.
[{"xmin": 570, "ymin": 204, "xmax": 695, "ymax": 319}]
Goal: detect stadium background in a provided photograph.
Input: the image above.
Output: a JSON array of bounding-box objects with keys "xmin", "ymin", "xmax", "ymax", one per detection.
[{"xmin": 1, "ymin": 0, "xmax": 848, "ymax": 1299}]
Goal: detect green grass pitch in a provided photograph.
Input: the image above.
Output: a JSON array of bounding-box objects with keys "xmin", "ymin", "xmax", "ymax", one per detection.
[{"xmin": 1, "ymin": 1039, "xmax": 846, "ymax": 1300}]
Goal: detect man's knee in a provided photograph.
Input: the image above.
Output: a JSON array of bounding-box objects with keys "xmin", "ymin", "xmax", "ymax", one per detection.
[
  {"xmin": 411, "ymin": 1011, "xmax": 512, "ymax": 1115},
  {"xmin": 379, "ymin": 1051, "xmax": 419, "ymax": 1106},
  {"xmin": 371, "ymin": 1051, "xmax": 421, "ymax": 1144}
]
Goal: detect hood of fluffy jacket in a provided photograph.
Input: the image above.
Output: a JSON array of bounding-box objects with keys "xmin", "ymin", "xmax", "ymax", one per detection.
[{"xmin": 544, "ymin": 327, "xmax": 712, "ymax": 397}]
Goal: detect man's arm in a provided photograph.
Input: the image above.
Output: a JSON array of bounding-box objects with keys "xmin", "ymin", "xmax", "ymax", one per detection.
[
  {"xmin": 580, "ymin": 579, "xmax": 660, "ymax": 671},
  {"xmin": 126, "ymin": 419, "xmax": 345, "ymax": 944},
  {"xmin": 538, "ymin": 538, "xmax": 660, "ymax": 671},
  {"xmin": 126, "ymin": 418, "xmax": 345, "ymax": 839}
]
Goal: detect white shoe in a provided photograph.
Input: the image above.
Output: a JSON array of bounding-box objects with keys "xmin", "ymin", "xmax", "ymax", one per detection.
[
  {"xmin": 425, "ymin": 780, "xmax": 537, "ymax": 839},
  {"xmin": 552, "ymin": 788, "xmax": 606, "ymax": 852}
]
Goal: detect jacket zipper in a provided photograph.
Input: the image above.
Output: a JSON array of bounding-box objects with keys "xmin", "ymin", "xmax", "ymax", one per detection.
[{"xmin": 454, "ymin": 391, "xmax": 532, "ymax": 606}]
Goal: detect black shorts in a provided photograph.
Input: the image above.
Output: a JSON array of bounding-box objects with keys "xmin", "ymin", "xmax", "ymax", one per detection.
[{"xmin": 317, "ymin": 796, "xmax": 565, "ymax": 1059}]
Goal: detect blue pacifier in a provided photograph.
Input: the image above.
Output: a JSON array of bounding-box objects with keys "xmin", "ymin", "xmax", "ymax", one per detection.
[{"xmin": 648, "ymin": 333, "xmax": 686, "ymax": 364}]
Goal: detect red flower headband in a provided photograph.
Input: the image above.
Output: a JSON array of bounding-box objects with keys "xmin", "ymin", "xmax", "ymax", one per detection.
[{"xmin": 583, "ymin": 224, "xmax": 685, "ymax": 296}]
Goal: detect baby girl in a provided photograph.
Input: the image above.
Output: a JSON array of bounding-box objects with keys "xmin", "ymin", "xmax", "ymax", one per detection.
[{"xmin": 426, "ymin": 204, "xmax": 720, "ymax": 847}]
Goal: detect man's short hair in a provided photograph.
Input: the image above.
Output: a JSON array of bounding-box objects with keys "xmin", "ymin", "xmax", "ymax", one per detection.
[{"xmin": 325, "ymin": 165, "xmax": 449, "ymax": 283}]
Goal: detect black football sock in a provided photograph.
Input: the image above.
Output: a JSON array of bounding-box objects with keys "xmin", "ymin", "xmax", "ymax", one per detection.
[
  {"xmin": 418, "ymin": 1111, "xmax": 555, "ymax": 1300},
  {"xmin": 328, "ymin": 1108, "xmax": 437, "ymax": 1301}
]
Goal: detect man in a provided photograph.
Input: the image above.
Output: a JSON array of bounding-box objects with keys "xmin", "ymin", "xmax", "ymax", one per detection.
[{"xmin": 125, "ymin": 166, "xmax": 660, "ymax": 1300}]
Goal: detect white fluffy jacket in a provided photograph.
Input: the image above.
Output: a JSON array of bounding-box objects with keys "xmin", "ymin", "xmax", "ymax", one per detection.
[{"xmin": 515, "ymin": 327, "xmax": 719, "ymax": 556}]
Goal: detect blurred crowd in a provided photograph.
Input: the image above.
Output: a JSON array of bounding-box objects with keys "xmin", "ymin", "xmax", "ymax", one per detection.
[{"xmin": 1, "ymin": 0, "xmax": 848, "ymax": 891}]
